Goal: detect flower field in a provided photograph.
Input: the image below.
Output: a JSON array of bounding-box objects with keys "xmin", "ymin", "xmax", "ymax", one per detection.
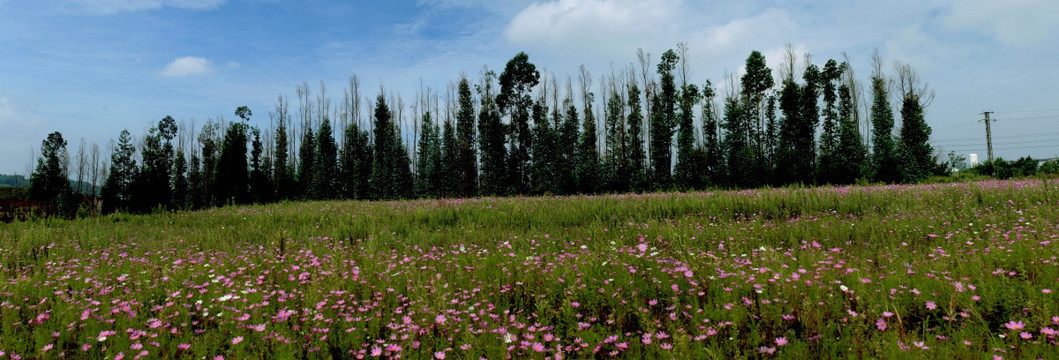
[{"xmin": 1, "ymin": 180, "xmax": 1057, "ymax": 359}]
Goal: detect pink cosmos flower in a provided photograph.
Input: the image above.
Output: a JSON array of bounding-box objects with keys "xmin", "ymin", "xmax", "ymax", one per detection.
[
  {"xmin": 876, "ymin": 318, "xmax": 887, "ymax": 331},
  {"xmin": 231, "ymin": 336, "xmax": 243, "ymax": 345},
  {"xmin": 434, "ymin": 350, "xmax": 446, "ymax": 359},
  {"xmin": 435, "ymin": 314, "xmax": 446, "ymax": 325},
  {"xmin": 1005, "ymin": 320, "xmax": 1025, "ymax": 330},
  {"xmin": 531, "ymin": 343, "xmax": 545, "ymax": 352},
  {"xmin": 178, "ymin": 344, "xmax": 191, "ymax": 350},
  {"xmin": 775, "ymin": 337, "xmax": 787, "ymax": 346},
  {"xmin": 926, "ymin": 301, "xmax": 937, "ymax": 310},
  {"xmin": 1019, "ymin": 332, "xmax": 1032, "ymax": 340}
]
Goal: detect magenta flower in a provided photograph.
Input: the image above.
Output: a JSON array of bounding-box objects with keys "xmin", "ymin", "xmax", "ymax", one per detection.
[
  {"xmin": 1019, "ymin": 332, "xmax": 1032, "ymax": 340},
  {"xmin": 1005, "ymin": 320, "xmax": 1025, "ymax": 330},
  {"xmin": 231, "ymin": 336, "xmax": 243, "ymax": 345},
  {"xmin": 876, "ymin": 318, "xmax": 887, "ymax": 331},
  {"xmin": 531, "ymin": 342, "xmax": 545, "ymax": 352},
  {"xmin": 775, "ymin": 337, "xmax": 787, "ymax": 346},
  {"xmin": 925, "ymin": 301, "xmax": 937, "ymax": 310}
]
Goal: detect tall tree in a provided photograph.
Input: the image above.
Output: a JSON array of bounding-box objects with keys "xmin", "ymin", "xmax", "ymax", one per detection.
[
  {"xmin": 796, "ymin": 63, "xmax": 821, "ymax": 185},
  {"xmin": 603, "ymin": 86, "xmax": 629, "ymax": 193},
  {"xmin": 249, "ymin": 127, "xmax": 272, "ymax": 203},
  {"xmin": 311, "ymin": 118, "xmax": 338, "ymax": 199},
  {"xmin": 497, "ymin": 52, "xmax": 540, "ymax": 194},
  {"xmin": 894, "ymin": 61, "xmax": 937, "ymax": 183},
  {"xmin": 297, "ymin": 124, "xmax": 315, "ymax": 199},
  {"xmin": 439, "ymin": 116, "xmax": 459, "ymax": 197},
  {"xmin": 339, "ymin": 121, "xmax": 373, "ymax": 200},
  {"xmin": 172, "ymin": 149, "xmax": 190, "ymax": 209},
  {"xmin": 477, "ymin": 72, "xmax": 506, "ymax": 196},
  {"xmin": 673, "ymin": 82, "xmax": 701, "ymax": 190},
  {"xmin": 102, "ymin": 130, "xmax": 137, "ymax": 213},
  {"xmin": 700, "ymin": 81, "xmax": 722, "ymax": 187},
  {"xmin": 130, "ymin": 116, "xmax": 175, "ymax": 212},
  {"xmin": 414, "ymin": 112, "xmax": 442, "ymax": 198},
  {"xmin": 272, "ymin": 95, "xmax": 295, "ymax": 201},
  {"xmin": 649, "ymin": 49, "xmax": 679, "ymax": 188},
  {"xmin": 898, "ymin": 92, "xmax": 934, "ymax": 182},
  {"xmin": 214, "ymin": 108, "xmax": 251, "ymax": 205},
  {"xmin": 369, "ymin": 93, "xmax": 413, "ymax": 199},
  {"xmin": 816, "ymin": 60, "xmax": 843, "ymax": 184},
  {"xmin": 869, "ymin": 51, "xmax": 900, "ymax": 183},
  {"xmin": 574, "ymin": 66, "xmax": 599, "ymax": 194},
  {"xmin": 530, "ymin": 93, "xmax": 561, "ymax": 195},
  {"xmin": 455, "ymin": 77, "xmax": 478, "ymax": 197},
  {"xmin": 721, "ymin": 91, "xmax": 753, "ymax": 188},
  {"xmin": 741, "ymin": 50, "xmax": 774, "ymax": 174},
  {"xmin": 30, "ymin": 131, "xmax": 76, "ymax": 218},
  {"xmin": 834, "ymin": 83, "xmax": 868, "ymax": 184},
  {"xmin": 626, "ymin": 80, "xmax": 647, "ymax": 191}
]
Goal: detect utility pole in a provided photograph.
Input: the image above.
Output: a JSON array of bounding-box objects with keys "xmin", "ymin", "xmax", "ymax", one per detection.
[{"xmin": 980, "ymin": 111, "xmax": 995, "ymax": 162}]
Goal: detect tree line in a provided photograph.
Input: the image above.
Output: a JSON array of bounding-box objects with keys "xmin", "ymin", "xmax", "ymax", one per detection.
[{"xmin": 27, "ymin": 45, "xmax": 949, "ymax": 217}]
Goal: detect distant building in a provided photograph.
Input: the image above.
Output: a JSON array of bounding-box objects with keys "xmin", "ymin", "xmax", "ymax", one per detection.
[{"xmin": 968, "ymin": 153, "xmax": 979, "ymax": 167}]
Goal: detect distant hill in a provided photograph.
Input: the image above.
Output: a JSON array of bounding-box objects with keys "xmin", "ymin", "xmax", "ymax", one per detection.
[
  {"xmin": 0, "ymin": 174, "xmax": 98, "ymax": 194},
  {"xmin": 0, "ymin": 174, "xmax": 29, "ymax": 188}
]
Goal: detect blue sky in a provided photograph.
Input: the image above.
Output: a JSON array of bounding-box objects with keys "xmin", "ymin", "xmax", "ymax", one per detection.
[{"xmin": 2, "ymin": 0, "xmax": 1058, "ymax": 175}]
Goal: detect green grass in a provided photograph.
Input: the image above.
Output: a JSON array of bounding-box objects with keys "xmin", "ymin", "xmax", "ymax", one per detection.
[{"xmin": 0, "ymin": 179, "xmax": 1056, "ymax": 359}]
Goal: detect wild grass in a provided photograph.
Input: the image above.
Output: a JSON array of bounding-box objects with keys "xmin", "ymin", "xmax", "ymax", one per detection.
[{"xmin": 0, "ymin": 179, "xmax": 1056, "ymax": 359}]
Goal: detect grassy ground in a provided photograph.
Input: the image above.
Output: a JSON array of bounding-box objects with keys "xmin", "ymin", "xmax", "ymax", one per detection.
[{"xmin": 1, "ymin": 179, "xmax": 1056, "ymax": 359}]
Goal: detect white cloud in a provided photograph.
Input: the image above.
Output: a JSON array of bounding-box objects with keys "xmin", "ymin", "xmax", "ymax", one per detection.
[
  {"xmin": 942, "ymin": 0, "xmax": 1059, "ymax": 46},
  {"xmin": 60, "ymin": 0, "xmax": 226, "ymax": 15},
  {"xmin": 505, "ymin": 0, "xmax": 680, "ymax": 59},
  {"xmin": 160, "ymin": 56, "xmax": 216, "ymax": 77}
]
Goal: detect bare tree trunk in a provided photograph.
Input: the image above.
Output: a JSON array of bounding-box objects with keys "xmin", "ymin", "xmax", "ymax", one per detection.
[{"xmin": 76, "ymin": 137, "xmax": 87, "ymax": 194}]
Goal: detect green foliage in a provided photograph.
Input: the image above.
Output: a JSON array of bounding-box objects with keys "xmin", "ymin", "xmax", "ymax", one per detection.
[
  {"xmin": 649, "ymin": 49, "xmax": 679, "ymax": 188},
  {"xmin": 723, "ymin": 94, "xmax": 755, "ymax": 188},
  {"xmin": 972, "ymin": 157, "xmax": 1040, "ymax": 179},
  {"xmin": 249, "ymin": 127, "xmax": 273, "ymax": 204},
  {"xmin": 311, "ymin": 118, "xmax": 338, "ymax": 200},
  {"xmin": 897, "ymin": 92, "xmax": 934, "ymax": 183},
  {"xmin": 339, "ymin": 121, "xmax": 373, "ymax": 200},
  {"xmin": 816, "ymin": 60, "xmax": 843, "ymax": 184},
  {"xmin": 171, "ymin": 150, "xmax": 190, "ymax": 209},
  {"xmin": 700, "ymin": 81, "xmax": 722, "ymax": 187},
  {"xmin": 415, "ymin": 112, "xmax": 443, "ymax": 198},
  {"xmin": 101, "ymin": 129, "xmax": 137, "ymax": 214},
  {"xmin": 369, "ymin": 94, "xmax": 413, "ymax": 199},
  {"xmin": 477, "ymin": 73, "xmax": 507, "ymax": 196},
  {"xmin": 455, "ymin": 78, "xmax": 478, "ymax": 198},
  {"xmin": 214, "ymin": 116, "xmax": 250, "ymax": 205},
  {"xmin": 626, "ymin": 82, "xmax": 647, "ymax": 191},
  {"xmin": 673, "ymin": 83, "xmax": 701, "ymax": 190},
  {"xmin": 498, "ymin": 53, "xmax": 539, "ymax": 194},
  {"xmin": 870, "ymin": 76, "xmax": 900, "ymax": 183},
  {"xmin": 29, "ymin": 131, "xmax": 77, "ymax": 218},
  {"xmin": 296, "ymin": 124, "xmax": 315, "ymax": 200},
  {"xmin": 575, "ymin": 86, "xmax": 600, "ymax": 195},
  {"xmin": 833, "ymin": 84, "xmax": 868, "ymax": 184},
  {"xmin": 273, "ymin": 117, "xmax": 295, "ymax": 201},
  {"xmin": 530, "ymin": 97, "xmax": 562, "ymax": 195},
  {"xmin": 439, "ymin": 117, "xmax": 459, "ymax": 197},
  {"xmin": 130, "ymin": 117, "xmax": 176, "ymax": 212}
]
